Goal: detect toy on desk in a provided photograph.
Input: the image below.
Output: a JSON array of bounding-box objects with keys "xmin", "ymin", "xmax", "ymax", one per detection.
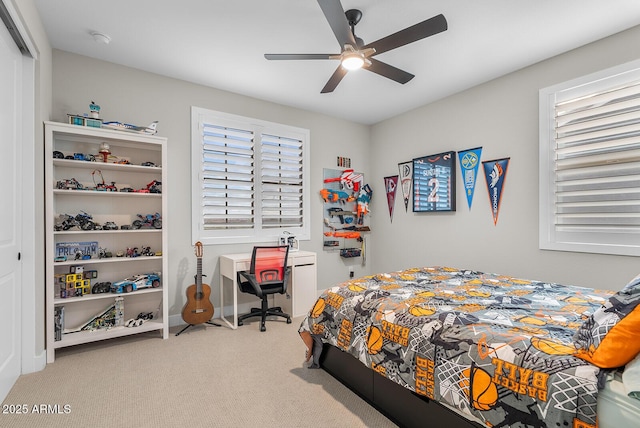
[
  {"xmin": 320, "ymin": 188, "xmax": 355, "ymax": 204},
  {"xmin": 323, "ymin": 169, "xmax": 363, "ymax": 192},
  {"xmin": 278, "ymin": 231, "xmax": 299, "ymax": 251}
]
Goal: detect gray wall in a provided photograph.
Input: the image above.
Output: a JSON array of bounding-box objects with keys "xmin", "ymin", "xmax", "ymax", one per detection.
[
  {"xmin": 50, "ymin": 23, "xmax": 640, "ymax": 328},
  {"xmin": 369, "ymin": 25, "xmax": 640, "ymax": 291},
  {"xmin": 51, "ymin": 50, "xmax": 371, "ymax": 324}
]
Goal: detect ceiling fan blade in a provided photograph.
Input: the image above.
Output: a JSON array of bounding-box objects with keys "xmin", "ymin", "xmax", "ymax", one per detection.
[
  {"xmin": 364, "ymin": 13, "xmax": 447, "ymax": 57},
  {"xmin": 321, "ymin": 66, "xmax": 348, "ymax": 93},
  {"xmin": 317, "ymin": 0, "xmax": 357, "ymax": 48},
  {"xmin": 366, "ymin": 58, "xmax": 414, "ymax": 84},
  {"xmin": 265, "ymin": 54, "xmax": 335, "ymax": 60}
]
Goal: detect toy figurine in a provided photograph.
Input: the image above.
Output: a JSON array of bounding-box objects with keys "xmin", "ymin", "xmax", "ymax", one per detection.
[
  {"xmin": 89, "ymin": 101, "xmax": 100, "ymax": 119},
  {"xmin": 98, "ymin": 143, "xmax": 110, "ymax": 163}
]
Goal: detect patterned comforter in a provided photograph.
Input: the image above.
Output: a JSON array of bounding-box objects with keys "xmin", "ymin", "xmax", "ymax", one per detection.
[{"xmin": 300, "ymin": 267, "xmax": 615, "ymax": 428}]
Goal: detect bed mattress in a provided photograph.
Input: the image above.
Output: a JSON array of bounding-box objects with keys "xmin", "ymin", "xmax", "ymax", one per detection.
[{"xmin": 301, "ymin": 266, "xmax": 631, "ymax": 428}]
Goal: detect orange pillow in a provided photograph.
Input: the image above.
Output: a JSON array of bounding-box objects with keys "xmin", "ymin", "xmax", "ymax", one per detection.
[{"xmin": 573, "ymin": 274, "xmax": 640, "ymax": 368}]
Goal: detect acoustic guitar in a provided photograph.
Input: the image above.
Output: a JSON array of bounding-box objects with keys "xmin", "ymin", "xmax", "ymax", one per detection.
[{"xmin": 181, "ymin": 241, "xmax": 215, "ymax": 325}]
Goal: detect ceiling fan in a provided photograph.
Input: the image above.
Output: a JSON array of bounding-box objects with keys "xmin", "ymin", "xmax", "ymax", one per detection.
[{"xmin": 264, "ymin": 0, "xmax": 448, "ymax": 93}]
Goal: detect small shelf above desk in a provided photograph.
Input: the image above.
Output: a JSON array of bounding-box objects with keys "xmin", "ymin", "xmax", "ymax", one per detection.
[{"xmin": 219, "ymin": 251, "xmax": 317, "ymax": 329}]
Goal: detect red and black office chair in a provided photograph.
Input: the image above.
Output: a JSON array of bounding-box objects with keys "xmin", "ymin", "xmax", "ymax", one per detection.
[{"xmin": 236, "ymin": 245, "xmax": 292, "ymax": 331}]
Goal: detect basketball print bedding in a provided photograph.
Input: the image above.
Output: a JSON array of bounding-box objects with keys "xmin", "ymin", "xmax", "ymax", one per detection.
[{"xmin": 299, "ymin": 267, "xmax": 640, "ymax": 427}]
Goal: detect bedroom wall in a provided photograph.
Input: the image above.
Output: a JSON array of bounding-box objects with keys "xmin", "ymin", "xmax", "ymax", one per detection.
[
  {"xmin": 50, "ymin": 49, "xmax": 371, "ymax": 323},
  {"xmin": 369, "ymin": 24, "xmax": 640, "ymax": 291}
]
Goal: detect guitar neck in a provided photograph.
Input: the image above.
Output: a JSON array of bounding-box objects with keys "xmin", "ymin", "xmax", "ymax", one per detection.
[{"xmin": 196, "ymin": 257, "xmax": 203, "ymax": 292}]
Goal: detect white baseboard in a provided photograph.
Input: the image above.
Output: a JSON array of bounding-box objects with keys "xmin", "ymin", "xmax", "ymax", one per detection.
[{"xmin": 22, "ymin": 349, "xmax": 46, "ymax": 374}]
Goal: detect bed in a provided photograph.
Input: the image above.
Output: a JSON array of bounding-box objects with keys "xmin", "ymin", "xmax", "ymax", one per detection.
[{"xmin": 299, "ymin": 267, "xmax": 640, "ymax": 428}]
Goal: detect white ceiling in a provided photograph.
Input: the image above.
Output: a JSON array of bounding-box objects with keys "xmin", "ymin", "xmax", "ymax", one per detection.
[{"xmin": 34, "ymin": 0, "xmax": 640, "ymax": 125}]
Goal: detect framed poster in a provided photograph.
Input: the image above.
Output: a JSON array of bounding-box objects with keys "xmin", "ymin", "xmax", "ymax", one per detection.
[{"xmin": 412, "ymin": 150, "xmax": 456, "ymax": 212}]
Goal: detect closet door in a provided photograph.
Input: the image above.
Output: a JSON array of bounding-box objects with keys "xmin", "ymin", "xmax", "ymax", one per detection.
[{"xmin": 0, "ymin": 14, "xmax": 23, "ymax": 402}]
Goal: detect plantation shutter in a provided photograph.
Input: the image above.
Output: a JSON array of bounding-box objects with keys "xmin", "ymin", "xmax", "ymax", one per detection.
[
  {"xmin": 201, "ymin": 122, "xmax": 255, "ymax": 230},
  {"xmin": 552, "ymin": 80, "xmax": 640, "ymax": 245},
  {"xmin": 260, "ymin": 133, "xmax": 304, "ymax": 229}
]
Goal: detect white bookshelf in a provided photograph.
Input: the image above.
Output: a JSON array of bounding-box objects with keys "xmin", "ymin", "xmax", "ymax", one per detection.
[{"xmin": 44, "ymin": 121, "xmax": 168, "ymax": 362}]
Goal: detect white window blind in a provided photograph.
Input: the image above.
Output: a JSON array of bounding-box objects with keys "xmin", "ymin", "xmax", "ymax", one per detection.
[
  {"xmin": 192, "ymin": 107, "xmax": 310, "ymax": 245},
  {"xmin": 201, "ymin": 123, "xmax": 255, "ymax": 230},
  {"xmin": 260, "ymin": 133, "xmax": 304, "ymax": 229},
  {"xmin": 539, "ymin": 60, "xmax": 640, "ymax": 256}
]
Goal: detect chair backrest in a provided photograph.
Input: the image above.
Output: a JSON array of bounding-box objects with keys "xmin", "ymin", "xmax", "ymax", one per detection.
[{"xmin": 250, "ymin": 246, "xmax": 289, "ymax": 285}]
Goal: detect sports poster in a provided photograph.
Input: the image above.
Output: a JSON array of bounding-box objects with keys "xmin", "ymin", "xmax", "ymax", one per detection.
[
  {"xmin": 482, "ymin": 158, "xmax": 510, "ymax": 225},
  {"xmin": 384, "ymin": 175, "xmax": 398, "ymax": 222},
  {"xmin": 412, "ymin": 151, "xmax": 456, "ymax": 212},
  {"xmin": 458, "ymin": 147, "xmax": 482, "ymax": 210},
  {"xmin": 397, "ymin": 161, "xmax": 412, "ymax": 212}
]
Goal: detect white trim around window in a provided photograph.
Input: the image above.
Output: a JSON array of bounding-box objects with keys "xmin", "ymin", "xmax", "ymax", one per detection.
[
  {"xmin": 191, "ymin": 107, "xmax": 310, "ymax": 245},
  {"xmin": 539, "ymin": 59, "xmax": 640, "ymax": 256}
]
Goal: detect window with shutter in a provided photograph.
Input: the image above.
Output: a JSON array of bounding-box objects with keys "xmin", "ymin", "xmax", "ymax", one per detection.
[
  {"xmin": 539, "ymin": 60, "xmax": 640, "ymax": 256},
  {"xmin": 191, "ymin": 107, "xmax": 310, "ymax": 244}
]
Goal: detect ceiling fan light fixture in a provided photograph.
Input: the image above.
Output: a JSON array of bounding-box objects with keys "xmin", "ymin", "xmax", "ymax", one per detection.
[{"xmin": 341, "ymin": 53, "xmax": 364, "ymax": 70}]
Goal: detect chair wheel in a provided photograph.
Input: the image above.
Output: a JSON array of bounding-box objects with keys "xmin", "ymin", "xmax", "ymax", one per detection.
[
  {"xmin": 238, "ymin": 320, "xmax": 243, "ymax": 326},
  {"xmin": 260, "ymin": 324, "xmax": 266, "ymax": 332},
  {"xmin": 286, "ymin": 318, "xmax": 292, "ymax": 324}
]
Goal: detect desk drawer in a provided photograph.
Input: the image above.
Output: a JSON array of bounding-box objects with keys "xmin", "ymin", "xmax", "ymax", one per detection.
[{"xmin": 290, "ymin": 254, "xmax": 316, "ymax": 266}]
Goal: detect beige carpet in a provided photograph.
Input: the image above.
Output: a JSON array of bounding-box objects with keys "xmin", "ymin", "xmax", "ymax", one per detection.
[{"xmin": 1, "ymin": 316, "xmax": 397, "ymax": 428}]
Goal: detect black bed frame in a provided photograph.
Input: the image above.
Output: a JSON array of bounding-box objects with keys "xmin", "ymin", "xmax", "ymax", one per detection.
[{"xmin": 320, "ymin": 344, "xmax": 484, "ymax": 428}]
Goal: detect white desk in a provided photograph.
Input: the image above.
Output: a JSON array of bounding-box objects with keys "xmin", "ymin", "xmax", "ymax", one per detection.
[{"xmin": 219, "ymin": 251, "xmax": 317, "ymax": 329}]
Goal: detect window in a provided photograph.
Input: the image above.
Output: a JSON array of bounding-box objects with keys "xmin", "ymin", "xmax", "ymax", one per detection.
[
  {"xmin": 539, "ymin": 59, "xmax": 640, "ymax": 256},
  {"xmin": 191, "ymin": 107, "xmax": 310, "ymax": 245}
]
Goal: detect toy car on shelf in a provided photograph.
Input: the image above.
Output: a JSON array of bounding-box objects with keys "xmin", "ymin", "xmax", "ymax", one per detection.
[
  {"xmin": 98, "ymin": 247, "xmax": 113, "ymax": 258},
  {"xmin": 145, "ymin": 180, "xmax": 161, "ymax": 193},
  {"xmin": 140, "ymin": 246, "xmax": 154, "ymax": 256},
  {"xmin": 75, "ymin": 211, "xmax": 100, "ymax": 230},
  {"xmin": 56, "ymin": 178, "xmax": 83, "ymax": 190},
  {"xmin": 92, "ymin": 282, "xmax": 112, "ymax": 294},
  {"xmin": 102, "ymin": 221, "xmax": 118, "ymax": 230},
  {"xmin": 92, "ymin": 170, "xmax": 117, "ymax": 191},
  {"xmin": 73, "ymin": 153, "xmax": 96, "ymax": 162},
  {"xmin": 54, "ymin": 213, "xmax": 80, "ymax": 231},
  {"xmin": 110, "ymin": 273, "xmax": 161, "ymax": 294},
  {"xmin": 132, "ymin": 213, "xmax": 162, "ymax": 229}
]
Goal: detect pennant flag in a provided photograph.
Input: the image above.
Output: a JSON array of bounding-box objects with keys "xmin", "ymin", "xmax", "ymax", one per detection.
[
  {"xmin": 397, "ymin": 161, "xmax": 413, "ymax": 212},
  {"xmin": 384, "ymin": 175, "xmax": 399, "ymax": 222},
  {"xmin": 482, "ymin": 158, "xmax": 510, "ymax": 225},
  {"xmin": 458, "ymin": 147, "xmax": 482, "ymax": 210}
]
